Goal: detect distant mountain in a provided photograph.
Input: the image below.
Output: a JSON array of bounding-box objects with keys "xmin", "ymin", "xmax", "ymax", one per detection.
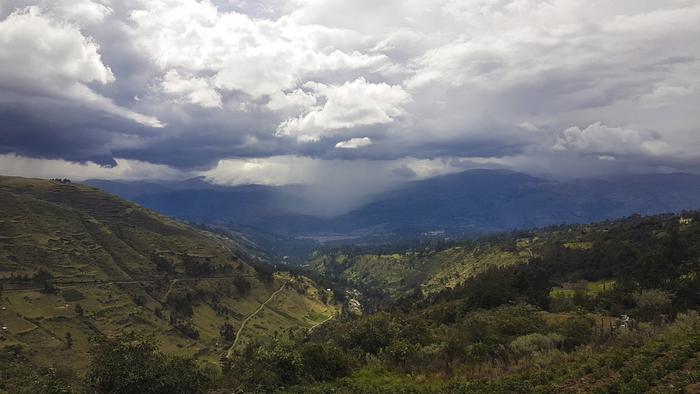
[
  {"xmin": 84, "ymin": 170, "xmax": 700, "ymax": 245},
  {"xmin": 84, "ymin": 179, "xmax": 173, "ymax": 199},
  {"xmin": 331, "ymin": 170, "xmax": 700, "ymax": 234},
  {"xmin": 85, "ymin": 176, "xmax": 233, "ymax": 199}
]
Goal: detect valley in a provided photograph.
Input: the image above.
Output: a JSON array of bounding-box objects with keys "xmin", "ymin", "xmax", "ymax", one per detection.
[
  {"xmin": 2, "ymin": 2, "xmax": 698, "ymax": 392},
  {"xmin": 1, "ymin": 175, "xmax": 699, "ymax": 393}
]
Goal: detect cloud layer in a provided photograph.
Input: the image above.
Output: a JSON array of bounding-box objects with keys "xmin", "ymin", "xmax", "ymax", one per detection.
[{"xmin": 1, "ymin": 0, "xmax": 699, "ymax": 194}]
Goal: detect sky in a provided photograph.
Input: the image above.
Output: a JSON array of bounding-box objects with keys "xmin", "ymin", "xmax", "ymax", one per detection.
[{"xmin": 1, "ymin": 0, "xmax": 699, "ymax": 192}]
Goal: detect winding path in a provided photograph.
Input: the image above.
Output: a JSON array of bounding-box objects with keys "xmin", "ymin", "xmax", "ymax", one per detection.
[
  {"xmin": 225, "ymin": 281, "xmax": 288, "ymax": 358},
  {"xmin": 307, "ymin": 312, "xmax": 335, "ymax": 333},
  {"xmin": 162, "ymin": 278, "xmax": 179, "ymax": 301}
]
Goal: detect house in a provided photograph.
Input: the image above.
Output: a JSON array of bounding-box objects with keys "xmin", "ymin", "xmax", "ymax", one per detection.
[{"xmin": 679, "ymin": 216, "xmax": 693, "ymax": 225}]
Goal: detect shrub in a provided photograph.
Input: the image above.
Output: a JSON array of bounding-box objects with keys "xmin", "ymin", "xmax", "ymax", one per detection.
[
  {"xmin": 232, "ymin": 276, "xmax": 251, "ymax": 296},
  {"xmin": 558, "ymin": 315, "xmax": 594, "ymax": 349},
  {"xmin": 509, "ymin": 333, "xmax": 562, "ymax": 358},
  {"xmin": 62, "ymin": 289, "xmax": 85, "ymax": 302},
  {"xmin": 633, "ymin": 289, "xmax": 673, "ymax": 322},
  {"xmin": 300, "ymin": 342, "xmax": 351, "ymax": 381},
  {"xmin": 85, "ymin": 333, "xmax": 212, "ymax": 394}
]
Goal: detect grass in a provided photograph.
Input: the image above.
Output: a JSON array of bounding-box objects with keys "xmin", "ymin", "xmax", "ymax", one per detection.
[
  {"xmin": 563, "ymin": 241, "xmax": 593, "ymax": 250},
  {"xmin": 550, "ymin": 279, "xmax": 616, "ymax": 298}
]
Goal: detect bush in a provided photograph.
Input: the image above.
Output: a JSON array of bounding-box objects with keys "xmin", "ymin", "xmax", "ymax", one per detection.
[
  {"xmin": 300, "ymin": 342, "xmax": 351, "ymax": 381},
  {"xmin": 558, "ymin": 315, "xmax": 594, "ymax": 349},
  {"xmin": 152, "ymin": 253, "xmax": 175, "ymax": 274},
  {"xmin": 230, "ymin": 337, "xmax": 304, "ymax": 390},
  {"xmin": 232, "ymin": 276, "xmax": 251, "ymax": 296},
  {"xmin": 633, "ymin": 289, "xmax": 673, "ymax": 322},
  {"xmin": 62, "ymin": 289, "xmax": 85, "ymax": 302},
  {"xmin": 85, "ymin": 333, "xmax": 212, "ymax": 394},
  {"xmin": 250, "ymin": 262, "xmax": 275, "ymax": 283},
  {"xmin": 549, "ymin": 296, "xmax": 577, "ymax": 312},
  {"xmin": 220, "ymin": 323, "xmax": 236, "ymax": 342},
  {"xmin": 509, "ymin": 333, "xmax": 562, "ymax": 358}
]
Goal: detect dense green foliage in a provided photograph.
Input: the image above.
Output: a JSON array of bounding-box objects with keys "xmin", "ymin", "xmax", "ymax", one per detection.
[
  {"xmin": 224, "ymin": 212, "xmax": 700, "ymax": 392},
  {"xmin": 85, "ymin": 333, "xmax": 214, "ymax": 394}
]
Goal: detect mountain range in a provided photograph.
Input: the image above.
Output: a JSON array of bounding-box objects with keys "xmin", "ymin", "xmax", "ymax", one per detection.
[{"xmin": 87, "ymin": 170, "xmax": 700, "ymax": 241}]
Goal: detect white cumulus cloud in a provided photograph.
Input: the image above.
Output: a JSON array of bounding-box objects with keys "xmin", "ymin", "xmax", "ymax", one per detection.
[
  {"xmin": 129, "ymin": 0, "xmax": 386, "ymax": 100},
  {"xmin": 553, "ymin": 122, "xmax": 674, "ymax": 158},
  {"xmin": 161, "ymin": 70, "xmax": 222, "ymax": 108},
  {"xmin": 276, "ymin": 78, "xmax": 410, "ymax": 142},
  {"xmin": 335, "ymin": 137, "xmax": 372, "ymax": 149}
]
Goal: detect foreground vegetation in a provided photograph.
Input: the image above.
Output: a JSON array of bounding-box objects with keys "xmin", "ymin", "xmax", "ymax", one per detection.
[
  {"xmin": 1, "ymin": 176, "xmax": 699, "ymax": 393},
  {"xmin": 238, "ymin": 212, "xmax": 700, "ymax": 392}
]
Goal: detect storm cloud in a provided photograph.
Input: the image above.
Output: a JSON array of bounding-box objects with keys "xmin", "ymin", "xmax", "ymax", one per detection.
[{"xmin": 1, "ymin": 0, "xmax": 699, "ymax": 191}]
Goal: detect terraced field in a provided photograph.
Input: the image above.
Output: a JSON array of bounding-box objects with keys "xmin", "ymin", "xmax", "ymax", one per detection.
[{"xmin": 0, "ymin": 176, "xmax": 338, "ymax": 371}]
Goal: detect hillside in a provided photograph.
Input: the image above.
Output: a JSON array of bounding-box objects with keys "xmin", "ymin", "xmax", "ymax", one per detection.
[
  {"xmin": 310, "ymin": 210, "xmax": 700, "ymax": 304},
  {"xmin": 3, "ymin": 180, "xmax": 698, "ymax": 393},
  {"xmin": 308, "ymin": 243, "xmax": 529, "ymax": 302},
  {"xmin": 0, "ymin": 176, "xmax": 337, "ymax": 384},
  {"xmin": 236, "ymin": 211, "xmax": 700, "ymax": 393}
]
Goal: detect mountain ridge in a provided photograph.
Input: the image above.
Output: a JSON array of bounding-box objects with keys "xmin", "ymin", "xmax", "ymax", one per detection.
[{"xmin": 82, "ymin": 170, "xmax": 700, "ymax": 262}]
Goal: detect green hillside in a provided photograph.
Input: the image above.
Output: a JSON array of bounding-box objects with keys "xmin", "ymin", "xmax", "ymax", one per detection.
[
  {"xmin": 308, "ymin": 239, "xmax": 529, "ymax": 302},
  {"xmin": 0, "ymin": 176, "xmax": 337, "ymax": 389},
  {"xmin": 2, "ymin": 178, "xmax": 698, "ymax": 393},
  {"xmin": 250, "ymin": 212, "xmax": 700, "ymax": 393}
]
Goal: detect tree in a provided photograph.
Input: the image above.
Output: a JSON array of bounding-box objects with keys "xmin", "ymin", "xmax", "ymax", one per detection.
[
  {"xmin": 300, "ymin": 342, "xmax": 350, "ymax": 381},
  {"xmin": 220, "ymin": 323, "xmax": 236, "ymax": 342},
  {"xmin": 458, "ymin": 266, "xmax": 519, "ymax": 310},
  {"xmin": 633, "ymin": 289, "xmax": 673, "ymax": 323},
  {"xmin": 133, "ymin": 295, "xmax": 146, "ymax": 307},
  {"xmin": 232, "ymin": 276, "xmax": 251, "ymax": 296},
  {"xmin": 380, "ymin": 339, "xmax": 418, "ymax": 370},
  {"xmin": 65, "ymin": 332, "xmax": 73, "ymax": 349},
  {"xmin": 152, "ymin": 253, "xmax": 175, "ymax": 274},
  {"xmin": 558, "ymin": 315, "xmax": 594, "ymax": 349},
  {"xmin": 85, "ymin": 332, "xmax": 212, "ymax": 394},
  {"xmin": 228, "ymin": 337, "xmax": 304, "ymax": 390},
  {"xmin": 250, "ymin": 262, "xmax": 274, "ymax": 283},
  {"xmin": 75, "ymin": 303, "xmax": 84, "ymax": 317},
  {"xmin": 340, "ymin": 313, "xmax": 396, "ymax": 354},
  {"xmin": 33, "ymin": 268, "xmax": 53, "ymax": 282}
]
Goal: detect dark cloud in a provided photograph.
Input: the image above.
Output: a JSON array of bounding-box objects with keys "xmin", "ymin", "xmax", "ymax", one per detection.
[
  {"xmin": 392, "ymin": 165, "xmax": 417, "ymax": 179},
  {"xmin": 0, "ymin": 0, "xmax": 698, "ymax": 193}
]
